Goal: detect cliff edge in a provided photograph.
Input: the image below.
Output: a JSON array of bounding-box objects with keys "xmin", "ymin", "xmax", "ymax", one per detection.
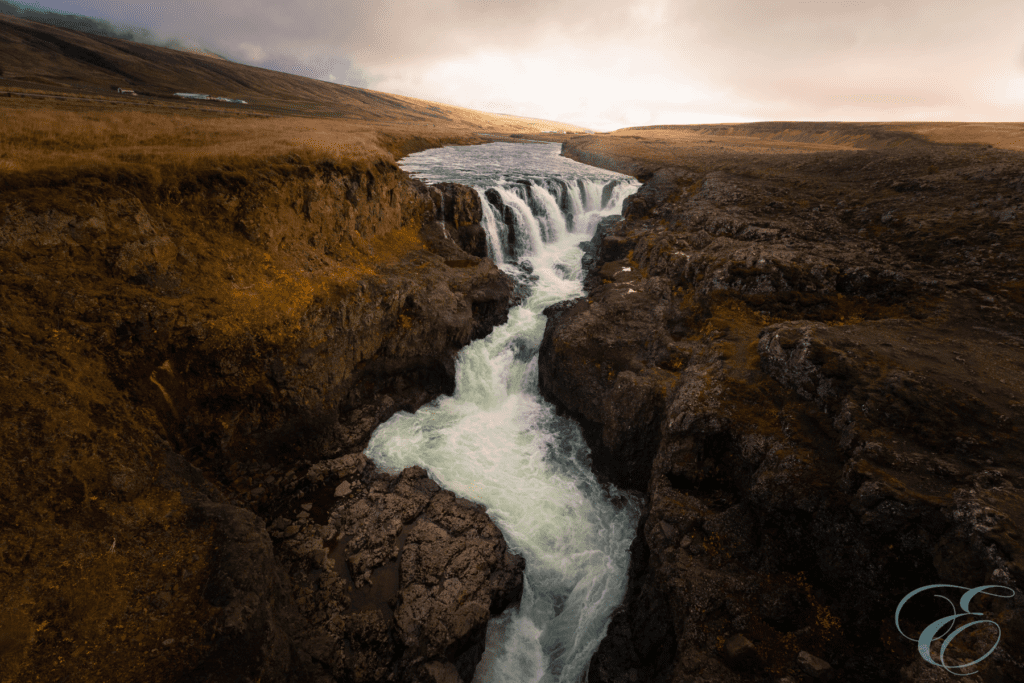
[
  {"xmin": 541, "ymin": 125, "xmax": 1024, "ymax": 682},
  {"xmin": 0, "ymin": 146, "xmax": 521, "ymax": 682}
]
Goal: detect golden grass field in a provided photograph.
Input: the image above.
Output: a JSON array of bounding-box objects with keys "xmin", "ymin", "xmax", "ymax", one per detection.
[
  {"xmin": 600, "ymin": 120, "xmax": 1024, "ymax": 160},
  {"xmin": 0, "ymin": 97, "xmax": 468, "ymax": 180},
  {"xmin": 0, "ymin": 10, "xmax": 593, "ymax": 193},
  {"xmin": 884, "ymin": 122, "xmax": 1024, "ymax": 151},
  {"xmin": 0, "ymin": 91, "xmax": 594, "ymax": 191},
  {"xmin": 552, "ymin": 121, "xmax": 1024, "ymax": 182}
]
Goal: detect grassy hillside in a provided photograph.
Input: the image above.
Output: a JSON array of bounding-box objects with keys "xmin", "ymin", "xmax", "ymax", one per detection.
[
  {"xmin": 0, "ymin": 13, "xmax": 589, "ymax": 131},
  {"xmin": 0, "ymin": 11, "xmax": 594, "ymax": 198}
]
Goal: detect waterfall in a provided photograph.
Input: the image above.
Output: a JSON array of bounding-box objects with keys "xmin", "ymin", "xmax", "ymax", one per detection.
[
  {"xmin": 478, "ymin": 175, "xmax": 631, "ymax": 264},
  {"xmin": 373, "ymin": 142, "xmax": 642, "ymax": 683},
  {"xmin": 476, "ymin": 188, "xmax": 507, "ymax": 265},
  {"xmin": 492, "ymin": 185, "xmax": 544, "ymax": 258}
]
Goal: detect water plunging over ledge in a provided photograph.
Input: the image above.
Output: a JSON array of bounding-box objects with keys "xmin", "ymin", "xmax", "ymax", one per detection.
[{"xmin": 366, "ymin": 142, "xmax": 642, "ymax": 683}]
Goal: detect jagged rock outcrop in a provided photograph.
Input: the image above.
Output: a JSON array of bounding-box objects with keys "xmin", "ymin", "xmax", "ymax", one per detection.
[
  {"xmin": 261, "ymin": 453, "xmax": 524, "ymax": 683},
  {"xmin": 0, "ymin": 153, "xmax": 519, "ymax": 682},
  {"xmin": 429, "ymin": 182, "xmax": 488, "ymax": 258},
  {"xmin": 541, "ymin": 139, "xmax": 1024, "ymax": 682}
]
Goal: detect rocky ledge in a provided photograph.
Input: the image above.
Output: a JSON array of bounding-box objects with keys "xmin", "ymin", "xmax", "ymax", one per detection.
[
  {"xmin": 191, "ymin": 452, "xmax": 523, "ymax": 683},
  {"xmin": 0, "ymin": 152, "xmax": 521, "ymax": 682},
  {"xmin": 541, "ymin": 136, "xmax": 1024, "ymax": 682}
]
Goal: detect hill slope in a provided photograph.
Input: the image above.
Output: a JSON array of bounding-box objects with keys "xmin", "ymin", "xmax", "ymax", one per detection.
[{"xmin": 0, "ymin": 13, "xmax": 589, "ymax": 131}]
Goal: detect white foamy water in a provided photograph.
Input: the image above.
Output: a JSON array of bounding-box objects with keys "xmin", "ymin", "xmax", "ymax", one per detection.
[{"xmin": 367, "ymin": 142, "xmax": 642, "ymax": 683}]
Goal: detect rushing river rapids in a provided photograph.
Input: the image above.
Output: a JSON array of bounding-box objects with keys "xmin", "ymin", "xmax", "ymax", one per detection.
[{"xmin": 365, "ymin": 142, "xmax": 642, "ymax": 682}]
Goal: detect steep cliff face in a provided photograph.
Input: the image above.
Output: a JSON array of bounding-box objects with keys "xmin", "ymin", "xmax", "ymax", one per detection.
[
  {"xmin": 541, "ymin": 141, "xmax": 1024, "ymax": 682},
  {"xmin": 0, "ymin": 153, "xmax": 521, "ymax": 681}
]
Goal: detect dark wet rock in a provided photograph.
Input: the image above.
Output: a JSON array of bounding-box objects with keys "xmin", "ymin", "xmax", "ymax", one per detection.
[
  {"xmin": 539, "ymin": 287, "xmax": 677, "ymax": 490},
  {"xmin": 579, "ymin": 214, "xmax": 623, "ymax": 282},
  {"xmin": 543, "ymin": 137, "xmax": 1024, "ymax": 682},
  {"xmin": 271, "ymin": 453, "xmax": 524, "ymax": 683},
  {"xmin": 429, "ymin": 182, "xmax": 488, "ymax": 258},
  {"xmin": 798, "ymin": 650, "xmax": 834, "ymax": 680},
  {"xmin": 423, "ymin": 660, "xmax": 462, "ymax": 683}
]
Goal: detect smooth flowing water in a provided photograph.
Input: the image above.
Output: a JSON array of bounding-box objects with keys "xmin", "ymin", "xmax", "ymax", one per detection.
[{"xmin": 366, "ymin": 142, "xmax": 642, "ymax": 683}]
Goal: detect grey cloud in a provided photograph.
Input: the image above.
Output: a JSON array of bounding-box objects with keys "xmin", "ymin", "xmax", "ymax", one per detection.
[
  {"xmin": 254, "ymin": 51, "xmax": 370, "ymax": 89},
  {"xmin": 46, "ymin": 1, "xmax": 673, "ymax": 67},
  {"xmin": 28, "ymin": 0, "xmax": 1024, "ymax": 124}
]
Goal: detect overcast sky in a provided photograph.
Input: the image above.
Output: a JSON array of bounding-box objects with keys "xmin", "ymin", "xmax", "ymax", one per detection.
[{"xmin": 30, "ymin": 0, "xmax": 1024, "ymax": 131}]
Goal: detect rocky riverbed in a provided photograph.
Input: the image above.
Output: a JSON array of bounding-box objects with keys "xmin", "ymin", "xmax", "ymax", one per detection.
[{"xmin": 540, "ymin": 124, "xmax": 1024, "ymax": 682}]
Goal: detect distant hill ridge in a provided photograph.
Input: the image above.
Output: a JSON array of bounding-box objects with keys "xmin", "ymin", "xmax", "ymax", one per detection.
[
  {"xmin": 0, "ymin": 0, "xmax": 228, "ymax": 59},
  {"xmin": 0, "ymin": 12, "xmax": 590, "ymax": 132}
]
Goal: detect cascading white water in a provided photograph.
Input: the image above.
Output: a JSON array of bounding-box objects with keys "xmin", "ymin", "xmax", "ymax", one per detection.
[
  {"xmin": 529, "ymin": 185, "xmax": 567, "ymax": 243},
  {"xmin": 492, "ymin": 186, "xmax": 545, "ymax": 257},
  {"xmin": 476, "ymin": 190, "xmax": 507, "ymax": 265},
  {"xmin": 367, "ymin": 142, "xmax": 642, "ymax": 683}
]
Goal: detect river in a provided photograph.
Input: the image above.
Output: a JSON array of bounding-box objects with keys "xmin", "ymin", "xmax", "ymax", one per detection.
[{"xmin": 365, "ymin": 141, "xmax": 642, "ymax": 683}]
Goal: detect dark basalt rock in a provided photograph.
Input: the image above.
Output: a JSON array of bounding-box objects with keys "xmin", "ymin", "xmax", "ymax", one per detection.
[
  {"xmin": 187, "ymin": 499, "xmax": 319, "ymax": 683},
  {"xmin": 539, "ymin": 282, "xmax": 676, "ymax": 491},
  {"xmin": 429, "ymin": 182, "xmax": 488, "ymax": 258},
  {"xmin": 259, "ymin": 453, "xmax": 524, "ymax": 683},
  {"xmin": 542, "ymin": 141, "xmax": 1024, "ymax": 682}
]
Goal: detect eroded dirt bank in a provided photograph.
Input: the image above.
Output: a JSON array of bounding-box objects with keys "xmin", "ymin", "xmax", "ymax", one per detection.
[
  {"xmin": 541, "ymin": 126, "xmax": 1024, "ymax": 682},
  {"xmin": 0, "ymin": 151, "xmax": 523, "ymax": 682}
]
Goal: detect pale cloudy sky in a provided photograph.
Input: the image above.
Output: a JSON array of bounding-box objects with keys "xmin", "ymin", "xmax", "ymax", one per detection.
[{"xmin": 29, "ymin": 0, "xmax": 1024, "ymax": 131}]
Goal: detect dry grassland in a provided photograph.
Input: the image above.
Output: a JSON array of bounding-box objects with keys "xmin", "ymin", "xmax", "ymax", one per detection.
[
  {"xmin": 881, "ymin": 121, "xmax": 1024, "ymax": 151},
  {"xmin": 561, "ymin": 121, "xmax": 1024, "ymax": 180},
  {"xmin": 598, "ymin": 120, "xmax": 1024, "ymax": 163},
  {"xmin": 0, "ymin": 97, "xmax": 594, "ymax": 196},
  {"xmin": 0, "ymin": 98, "xmax": 468, "ymax": 185}
]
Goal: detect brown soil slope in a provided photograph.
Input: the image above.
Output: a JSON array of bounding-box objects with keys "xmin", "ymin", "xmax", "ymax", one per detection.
[{"xmin": 544, "ymin": 124, "xmax": 1024, "ymax": 681}]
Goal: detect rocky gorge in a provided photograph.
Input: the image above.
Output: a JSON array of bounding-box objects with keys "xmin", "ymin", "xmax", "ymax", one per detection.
[
  {"xmin": 0, "ymin": 147, "xmax": 525, "ymax": 682},
  {"xmin": 537, "ymin": 124, "xmax": 1024, "ymax": 682},
  {"xmin": 4, "ymin": 113, "xmax": 1024, "ymax": 683}
]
